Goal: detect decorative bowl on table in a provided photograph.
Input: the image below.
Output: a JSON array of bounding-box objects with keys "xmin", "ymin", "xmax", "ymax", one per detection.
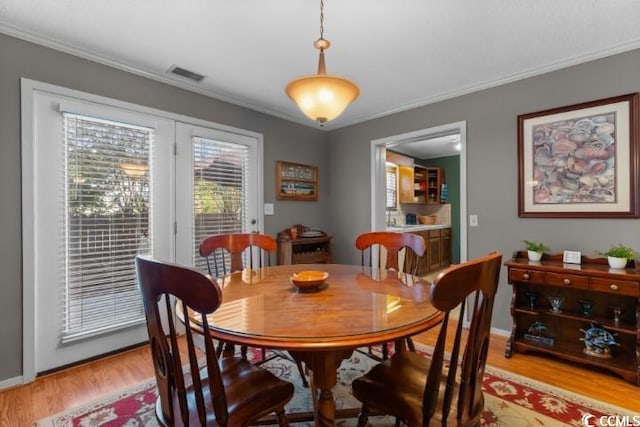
[{"xmin": 290, "ymin": 270, "xmax": 329, "ymax": 291}]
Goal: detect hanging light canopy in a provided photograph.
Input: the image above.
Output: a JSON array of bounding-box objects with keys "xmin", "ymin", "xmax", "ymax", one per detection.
[{"xmin": 285, "ymin": 0, "xmax": 359, "ymax": 126}]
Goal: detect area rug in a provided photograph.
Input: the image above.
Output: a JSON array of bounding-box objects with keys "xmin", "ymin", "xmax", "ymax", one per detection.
[{"xmin": 36, "ymin": 344, "xmax": 634, "ymax": 426}]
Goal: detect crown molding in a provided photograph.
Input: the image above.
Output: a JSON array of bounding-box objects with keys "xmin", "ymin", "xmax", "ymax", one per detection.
[
  {"xmin": 332, "ymin": 38, "xmax": 640, "ymax": 130},
  {"xmin": 0, "ymin": 22, "xmax": 312, "ymax": 127},
  {"xmin": 3, "ymin": 21, "xmax": 640, "ymax": 132}
]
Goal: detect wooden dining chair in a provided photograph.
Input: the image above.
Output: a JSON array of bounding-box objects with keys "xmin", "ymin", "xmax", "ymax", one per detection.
[
  {"xmin": 355, "ymin": 231, "xmax": 426, "ymax": 274},
  {"xmin": 135, "ymin": 255, "xmax": 294, "ymax": 427},
  {"xmin": 199, "ymin": 232, "xmax": 308, "ymax": 386},
  {"xmin": 351, "ymin": 252, "xmax": 503, "ymax": 427},
  {"xmin": 355, "ymin": 231, "xmax": 427, "ymax": 359},
  {"xmin": 198, "ymin": 233, "xmax": 275, "ymax": 360},
  {"xmin": 199, "ymin": 232, "xmax": 277, "ymax": 277}
]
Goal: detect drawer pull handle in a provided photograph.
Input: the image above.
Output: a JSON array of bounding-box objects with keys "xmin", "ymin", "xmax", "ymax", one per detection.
[
  {"xmin": 610, "ymin": 284, "xmax": 619, "ymax": 291},
  {"xmin": 523, "ymin": 273, "xmax": 530, "ymax": 280},
  {"xmin": 563, "ymin": 278, "xmax": 571, "ymax": 285}
]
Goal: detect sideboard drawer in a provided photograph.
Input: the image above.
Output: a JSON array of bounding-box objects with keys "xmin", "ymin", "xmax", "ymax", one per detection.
[
  {"xmin": 591, "ymin": 277, "xmax": 640, "ymax": 297},
  {"xmin": 509, "ymin": 268, "xmax": 545, "ymax": 284},
  {"xmin": 546, "ymin": 272, "xmax": 589, "ymax": 289}
]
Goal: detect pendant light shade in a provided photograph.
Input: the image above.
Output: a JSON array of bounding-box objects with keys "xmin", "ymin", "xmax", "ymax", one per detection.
[
  {"xmin": 286, "ymin": 74, "xmax": 359, "ymax": 125},
  {"xmin": 285, "ymin": 1, "xmax": 359, "ymax": 126}
]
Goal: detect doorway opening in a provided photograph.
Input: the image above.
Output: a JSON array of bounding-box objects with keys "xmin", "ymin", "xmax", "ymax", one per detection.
[{"xmin": 370, "ymin": 121, "xmax": 467, "ymax": 264}]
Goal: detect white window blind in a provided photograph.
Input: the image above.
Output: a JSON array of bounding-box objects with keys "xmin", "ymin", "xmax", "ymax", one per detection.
[
  {"xmin": 386, "ymin": 164, "xmax": 397, "ymax": 210},
  {"xmin": 62, "ymin": 113, "xmax": 152, "ymax": 342},
  {"xmin": 192, "ymin": 137, "xmax": 249, "ymax": 273}
]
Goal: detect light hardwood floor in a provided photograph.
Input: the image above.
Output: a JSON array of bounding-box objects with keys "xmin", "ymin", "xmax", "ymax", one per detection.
[{"xmin": 0, "ymin": 330, "xmax": 638, "ymax": 426}]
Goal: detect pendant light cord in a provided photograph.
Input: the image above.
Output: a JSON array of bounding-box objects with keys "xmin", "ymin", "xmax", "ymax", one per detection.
[{"xmin": 319, "ymin": 0, "xmax": 325, "ymax": 40}]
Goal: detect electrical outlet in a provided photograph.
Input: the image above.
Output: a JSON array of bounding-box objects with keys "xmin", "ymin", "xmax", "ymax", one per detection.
[{"xmin": 469, "ymin": 214, "xmax": 478, "ymax": 227}]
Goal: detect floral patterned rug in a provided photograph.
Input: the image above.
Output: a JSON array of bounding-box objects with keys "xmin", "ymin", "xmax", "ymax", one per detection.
[{"xmin": 36, "ymin": 344, "xmax": 632, "ymax": 426}]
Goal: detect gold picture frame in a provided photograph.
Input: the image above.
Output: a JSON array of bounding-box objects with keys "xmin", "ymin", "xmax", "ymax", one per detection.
[
  {"xmin": 276, "ymin": 161, "xmax": 318, "ymax": 201},
  {"xmin": 518, "ymin": 93, "xmax": 640, "ymax": 218}
]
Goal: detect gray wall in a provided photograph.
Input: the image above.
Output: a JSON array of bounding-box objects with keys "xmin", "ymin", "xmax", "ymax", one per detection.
[
  {"xmin": 0, "ymin": 33, "xmax": 327, "ymax": 381},
  {"xmin": 327, "ymin": 48, "xmax": 640, "ymax": 332},
  {"xmin": 3, "ymin": 30, "xmax": 640, "ymax": 383}
]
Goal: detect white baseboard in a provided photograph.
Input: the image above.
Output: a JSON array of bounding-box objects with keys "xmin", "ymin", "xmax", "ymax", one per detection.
[
  {"xmin": 0, "ymin": 375, "xmax": 24, "ymax": 391},
  {"xmin": 491, "ymin": 327, "xmax": 511, "ymax": 337}
]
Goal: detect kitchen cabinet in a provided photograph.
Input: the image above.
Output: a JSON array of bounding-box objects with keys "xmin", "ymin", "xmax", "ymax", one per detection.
[
  {"xmin": 399, "ymin": 166, "xmax": 444, "ymax": 204},
  {"xmin": 412, "ymin": 166, "xmax": 427, "ymax": 204},
  {"xmin": 386, "ymin": 151, "xmax": 416, "ymax": 204},
  {"xmin": 505, "ymin": 251, "xmax": 639, "ymax": 385},
  {"xmin": 403, "ymin": 227, "xmax": 451, "ymax": 276},
  {"xmin": 398, "ymin": 165, "xmax": 415, "ymax": 204},
  {"xmin": 426, "ymin": 167, "xmax": 444, "ymax": 204},
  {"xmin": 441, "ymin": 228, "xmax": 451, "ymax": 267},
  {"xmin": 386, "ymin": 150, "xmax": 445, "ymax": 204}
]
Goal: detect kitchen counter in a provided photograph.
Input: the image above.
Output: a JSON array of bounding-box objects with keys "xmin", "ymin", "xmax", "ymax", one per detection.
[{"xmin": 386, "ymin": 224, "xmax": 450, "ymax": 232}]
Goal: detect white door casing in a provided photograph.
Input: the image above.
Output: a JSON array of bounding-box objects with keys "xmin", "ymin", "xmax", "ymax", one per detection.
[{"xmin": 27, "ymin": 89, "xmax": 174, "ymax": 374}]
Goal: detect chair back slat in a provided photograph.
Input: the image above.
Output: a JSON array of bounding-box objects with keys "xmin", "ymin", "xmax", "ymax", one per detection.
[
  {"xmin": 423, "ymin": 251, "xmax": 502, "ymax": 425},
  {"xmin": 355, "ymin": 231, "xmax": 426, "ymax": 274},
  {"xmin": 181, "ymin": 301, "xmax": 208, "ymax": 425},
  {"xmin": 199, "ymin": 233, "xmax": 276, "ymax": 277}
]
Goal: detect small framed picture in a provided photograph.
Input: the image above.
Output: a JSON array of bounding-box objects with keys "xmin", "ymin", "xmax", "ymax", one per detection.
[
  {"xmin": 563, "ymin": 250, "xmax": 582, "ymax": 265},
  {"xmin": 276, "ymin": 161, "xmax": 318, "ymax": 201}
]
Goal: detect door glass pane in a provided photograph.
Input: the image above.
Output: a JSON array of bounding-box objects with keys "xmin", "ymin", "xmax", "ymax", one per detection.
[
  {"xmin": 62, "ymin": 113, "xmax": 151, "ymax": 342},
  {"xmin": 192, "ymin": 137, "xmax": 249, "ymax": 273}
]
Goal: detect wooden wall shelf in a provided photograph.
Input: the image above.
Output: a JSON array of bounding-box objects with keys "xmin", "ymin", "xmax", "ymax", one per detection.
[{"xmin": 276, "ymin": 225, "xmax": 332, "ymax": 265}]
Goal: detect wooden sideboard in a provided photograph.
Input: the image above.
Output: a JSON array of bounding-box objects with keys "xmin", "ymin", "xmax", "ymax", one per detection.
[
  {"xmin": 276, "ymin": 225, "xmax": 332, "ymax": 265},
  {"xmin": 504, "ymin": 251, "xmax": 639, "ymax": 385}
]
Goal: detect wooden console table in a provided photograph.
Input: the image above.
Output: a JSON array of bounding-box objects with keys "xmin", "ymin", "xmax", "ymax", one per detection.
[
  {"xmin": 505, "ymin": 251, "xmax": 639, "ymax": 385},
  {"xmin": 276, "ymin": 225, "xmax": 332, "ymax": 265}
]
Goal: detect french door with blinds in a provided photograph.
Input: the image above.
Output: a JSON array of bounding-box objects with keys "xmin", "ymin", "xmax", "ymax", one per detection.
[
  {"xmin": 29, "ymin": 91, "xmax": 173, "ymax": 374},
  {"xmin": 24, "ymin": 80, "xmax": 261, "ymax": 378},
  {"xmin": 174, "ymin": 122, "xmax": 260, "ymax": 271}
]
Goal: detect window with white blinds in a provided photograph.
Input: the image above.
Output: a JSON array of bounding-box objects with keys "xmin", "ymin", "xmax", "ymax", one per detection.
[
  {"xmin": 62, "ymin": 113, "xmax": 151, "ymax": 342},
  {"xmin": 386, "ymin": 164, "xmax": 398, "ymax": 210},
  {"xmin": 192, "ymin": 137, "xmax": 249, "ymax": 273}
]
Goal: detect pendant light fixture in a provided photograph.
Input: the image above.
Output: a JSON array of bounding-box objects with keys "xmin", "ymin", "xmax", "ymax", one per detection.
[{"xmin": 285, "ymin": 0, "xmax": 359, "ymax": 126}]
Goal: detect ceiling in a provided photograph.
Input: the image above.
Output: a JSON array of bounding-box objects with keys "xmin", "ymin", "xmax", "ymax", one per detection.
[
  {"xmin": 390, "ymin": 133, "xmax": 461, "ymax": 160},
  {"xmin": 2, "ymin": 0, "xmax": 640, "ymax": 137}
]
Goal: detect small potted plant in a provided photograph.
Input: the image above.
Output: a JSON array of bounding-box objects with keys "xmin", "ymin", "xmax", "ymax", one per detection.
[
  {"xmin": 597, "ymin": 243, "xmax": 639, "ymax": 269},
  {"xmin": 523, "ymin": 240, "xmax": 549, "ymax": 262}
]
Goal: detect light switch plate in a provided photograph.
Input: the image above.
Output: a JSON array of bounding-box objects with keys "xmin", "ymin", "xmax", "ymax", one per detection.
[
  {"xmin": 469, "ymin": 214, "xmax": 478, "ymax": 227},
  {"xmin": 264, "ymin": 203, "xmax": 274, "ymax": 215}
]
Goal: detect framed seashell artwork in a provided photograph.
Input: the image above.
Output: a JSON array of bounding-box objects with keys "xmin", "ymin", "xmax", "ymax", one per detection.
[{"xmin": 518, "ymin": 92, "xmax": 640, "ymax": 218}]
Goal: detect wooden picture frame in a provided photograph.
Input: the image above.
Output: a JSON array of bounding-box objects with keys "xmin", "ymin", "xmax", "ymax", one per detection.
[
  {"xmin": 518, "ymin": 93, "xmax": 640, "ymax": 218},
  {"xmin": 276, "ymin": 161, "xmax": 318, "ymax": 201}
]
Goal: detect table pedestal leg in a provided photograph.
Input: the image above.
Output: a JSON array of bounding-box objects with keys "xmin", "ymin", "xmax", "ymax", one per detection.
[
  {"xmin": 315, "ymin": 388, "xmax": 335, "ymax": 427},
  {"xmin": 290, "ymin": 349, "xmax": 353, "ymax": 427}
]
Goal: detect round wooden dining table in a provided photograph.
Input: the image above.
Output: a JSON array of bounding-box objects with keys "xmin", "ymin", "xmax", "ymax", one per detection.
[{"xmin": 191, "ymin": 263, "xmax": 442, "ymax": 427}]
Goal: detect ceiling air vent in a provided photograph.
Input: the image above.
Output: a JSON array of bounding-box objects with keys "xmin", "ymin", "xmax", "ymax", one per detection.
[{"xmin": 167, "ymin": 65, "xmax": 205, "ymax": 83}]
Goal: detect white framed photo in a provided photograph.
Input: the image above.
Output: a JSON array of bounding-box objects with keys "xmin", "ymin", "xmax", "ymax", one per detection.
[{"xmin": 563, "ymin": 250, "xmax": 582, "ymax": 264}]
